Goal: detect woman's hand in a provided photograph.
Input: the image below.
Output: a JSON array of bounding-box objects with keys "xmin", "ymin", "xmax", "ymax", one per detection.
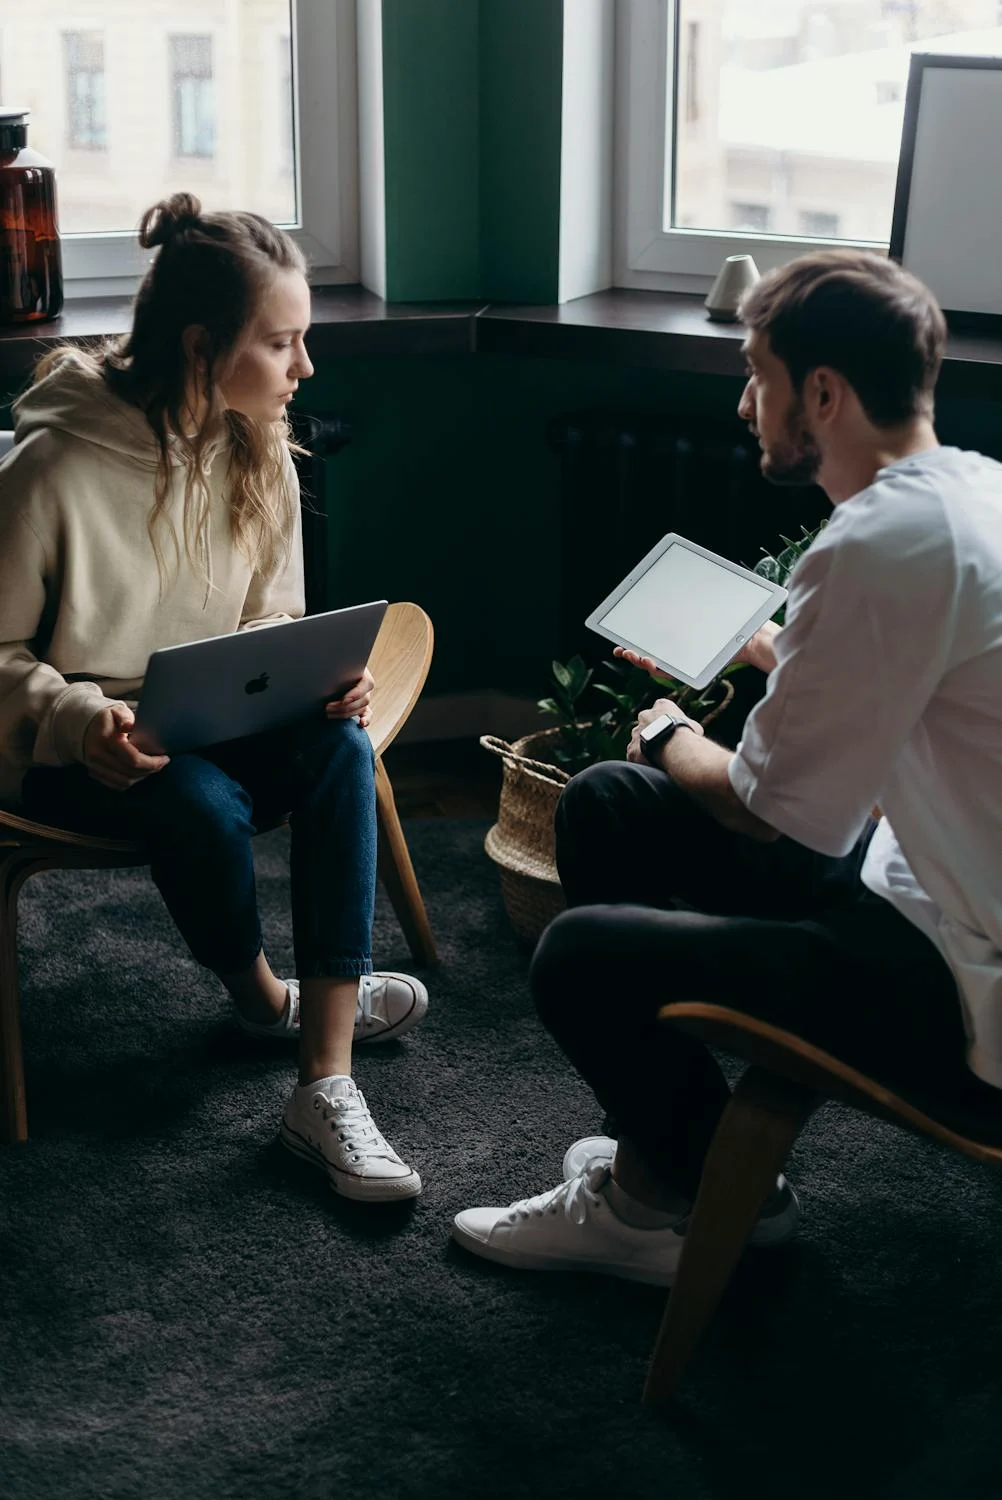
[
  {"xmin": 326, "ymin": 667, "xmax": 374, "ymax": 729},
  {"xmin": 82, "ymin": 704, "xmax": 170, "ymax": 790}
]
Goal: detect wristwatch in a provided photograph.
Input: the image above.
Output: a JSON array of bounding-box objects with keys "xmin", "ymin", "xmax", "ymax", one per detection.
[{"xmin": 639, "ymin": 711, "xmax": 695, "ymax": 764}]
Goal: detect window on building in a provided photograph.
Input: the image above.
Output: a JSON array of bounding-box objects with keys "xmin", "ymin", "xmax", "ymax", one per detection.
[
  {"xmin": 730, "ymin": 202, "xmax": 771, "ymax": 233},
  {"xmin": 800, "ymin": 209, "xmax": 840, "ymax": 239},
  {"xmin": 617, "ymin": 0, "xmax": 1002, "ymax": 286},
  {"xmin": 64, "ymin": 32, "xmax": 107, "ymax": 152},
  {"xmin": 171, "ymin": 35, "xmax": 215, "ymax": 160}
]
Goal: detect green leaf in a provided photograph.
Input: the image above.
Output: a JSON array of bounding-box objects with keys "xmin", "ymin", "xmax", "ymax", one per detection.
[
  {"xmin": 551, "ymin": 660, "xmax": 572, "ymax": 690},
  {"xmin": 537, "ymin": 696, "xmax": 561, "ymax": 716}
]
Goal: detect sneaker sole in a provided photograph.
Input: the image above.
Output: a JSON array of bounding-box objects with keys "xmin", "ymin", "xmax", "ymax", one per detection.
[
  {"xmin": 450, "ymin": 1220, "xmax": 677, "ymax": 1286},
  {"xmin": 354, "ymin": 973, "xmax": 430, "ymax": 1046},
  {"xmin": 280, "ymin": 1122, "xmax": 422, "ymax": 1202},
  {"xmin": 560, "ymin": 1140, "xmax": 801, "ymax": 1250}
]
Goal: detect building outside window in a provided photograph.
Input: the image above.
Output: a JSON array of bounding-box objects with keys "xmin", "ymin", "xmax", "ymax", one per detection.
[
  {"xmin": 64, "ymin": 31, "xmax": 107, "ymax": 152},
  {"xmin": 170, "ymin": 34, "xmax": 215, "ymax": 160},
  {"xmin": 800, "ymin": 209, "xmax": 841, "ymax": 239},
  {"xmin": 730, "ymin": 201, "xmax": 771, "ymax": 233}
]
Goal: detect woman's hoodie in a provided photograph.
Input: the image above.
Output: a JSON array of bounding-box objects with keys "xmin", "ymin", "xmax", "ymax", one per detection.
[{"xmin": 0, "ymin": 352, "xmax": 304, "ymax": 802}]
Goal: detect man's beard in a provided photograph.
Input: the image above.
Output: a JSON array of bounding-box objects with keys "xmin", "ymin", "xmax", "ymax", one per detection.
[{"xmin": 758, "ymin": 401, "xmax": 822, "ymax": 487}]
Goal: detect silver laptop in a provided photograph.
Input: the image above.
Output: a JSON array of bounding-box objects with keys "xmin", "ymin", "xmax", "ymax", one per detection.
[{"xmin": 130, "ymin": 600, "xmax": 388, "ymax": 755}]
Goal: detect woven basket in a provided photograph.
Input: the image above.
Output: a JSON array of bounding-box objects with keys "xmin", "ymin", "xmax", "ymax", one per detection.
[
  {"xmin": 480, "ymin": 683, "xmax": 736, "ymax": 948},
  {"xmin": 480, "ymin": 727, "xmax": 570, "ymax": 947}
]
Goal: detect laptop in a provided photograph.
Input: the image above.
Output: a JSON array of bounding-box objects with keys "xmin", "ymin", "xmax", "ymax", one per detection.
[{"xmin": 130, "ymin": 600, "xmax": 388, "ymax": 755}]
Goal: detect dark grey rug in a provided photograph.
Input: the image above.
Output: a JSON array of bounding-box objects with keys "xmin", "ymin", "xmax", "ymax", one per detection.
[{"xmin": 2, "ymin": 820, "xmax": 1002, "ymax": 1500}]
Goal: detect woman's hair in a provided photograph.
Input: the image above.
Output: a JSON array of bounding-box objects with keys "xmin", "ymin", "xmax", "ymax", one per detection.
[
  {"xmin": 740, "ymin": 250, "xmax": 946, "ymax": 427},
  {"xmin": 35, "ymin": 192, "xmax": 307, "ymax": 594}
]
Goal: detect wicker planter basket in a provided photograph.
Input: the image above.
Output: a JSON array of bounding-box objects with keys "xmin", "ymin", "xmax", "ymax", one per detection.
[
  {"xmin": 480, "ymin": 682, "xmax": 736, "ymax": 948},
  {"xmin": 480, "ymin": 727, "xmax": 570, "ymax": 947}
]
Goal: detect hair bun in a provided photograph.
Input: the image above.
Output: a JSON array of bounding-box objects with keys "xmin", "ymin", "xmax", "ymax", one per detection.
[{"xmin": 138, "ymin": 193, "xmax": 203, "ymax": 250}]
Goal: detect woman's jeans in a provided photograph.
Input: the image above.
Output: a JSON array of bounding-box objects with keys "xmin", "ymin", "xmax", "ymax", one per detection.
[
  {"xmin": 21, "ymin": 715, "xmax": 377, "ymax": 980},
  {"xmin": 530, "ymin": 760, "xmax": 993, "ymax": 1200}
]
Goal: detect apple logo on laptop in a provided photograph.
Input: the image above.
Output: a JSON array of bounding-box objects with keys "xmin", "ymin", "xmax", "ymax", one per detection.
[{"xmin": 245, "ymin": 672, "xmax": 269, "ymax": 695}]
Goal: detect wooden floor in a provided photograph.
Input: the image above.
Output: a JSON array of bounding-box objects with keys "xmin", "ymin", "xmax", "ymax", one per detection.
[{"xmin": 381, "ymin": 736, "xmax": 502, "ymax": 820}]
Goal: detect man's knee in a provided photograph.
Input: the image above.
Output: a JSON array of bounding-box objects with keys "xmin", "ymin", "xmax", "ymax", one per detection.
[
  {"xmin": 531, "ymin": 906, "xmax": 606, "ymax": 1034},
  {"xmin": 556, "ymin": 759, "xmax": 639, "ymax": 844}
]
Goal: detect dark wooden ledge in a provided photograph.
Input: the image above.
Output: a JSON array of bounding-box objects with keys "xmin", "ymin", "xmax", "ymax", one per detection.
[{"xmin": 2, "ymin": 285, "xmax": 1002, "ymax": 402}]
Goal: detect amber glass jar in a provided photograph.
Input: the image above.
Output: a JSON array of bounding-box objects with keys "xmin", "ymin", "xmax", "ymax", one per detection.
[{"xmin": 0, "ymin": 108, "xmax": 63, "ymax": 323}]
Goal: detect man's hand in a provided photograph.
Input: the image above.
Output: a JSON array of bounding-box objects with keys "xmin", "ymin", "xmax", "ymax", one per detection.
[
  {"xmin": 733, "ymin": 619, "xmax": 782, "ymax": 673},
  {"xmin": 326, "ymin": 667, "xmax": 374, "ymax": 730},
  {"xmin": 613, "ymin": 645, "xmax": 666, "ymax": 679},
  {"xmin": 82, "ymin": 705, "xmax": 170, "ymax": 790},
  {"xmin": 627, "ymin": 698, "xmax": 704, "ymax": 764}
]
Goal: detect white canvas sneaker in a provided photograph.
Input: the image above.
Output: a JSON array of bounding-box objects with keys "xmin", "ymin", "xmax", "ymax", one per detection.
[
  {"xmin": 560, "ymin": 1135, "xmax": 801, "ymax": 1249},
  {"xmin": 451, "ymin": 1162, "xmax": 687, "ymax": 1285},
  {"xmin": 280, "ymin": 1075, "xmax": 422, "ymax": 1202},
  {"xmin": 236, "ymin": 972, "xmax": 428, "ymax": 1045}
]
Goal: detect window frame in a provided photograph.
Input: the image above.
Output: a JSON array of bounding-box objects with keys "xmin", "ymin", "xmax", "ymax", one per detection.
[
  {"xmin": 61, "ymin": 0, "xmax": 358, "ymax": 295},
  {"xmin": 613, "ymin": 0, "xmax": 883, "ymax": 293}
]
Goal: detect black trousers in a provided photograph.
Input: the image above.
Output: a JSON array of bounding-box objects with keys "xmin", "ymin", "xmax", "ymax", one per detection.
[{"xmin": 530, "ymin": 760, "xmax": 986, "ymax": 1199}]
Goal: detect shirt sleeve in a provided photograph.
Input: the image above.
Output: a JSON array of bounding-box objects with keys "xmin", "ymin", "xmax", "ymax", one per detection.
[{"xmin": 728, "ymin": 500, "xmax": 957, "ymax": 856}]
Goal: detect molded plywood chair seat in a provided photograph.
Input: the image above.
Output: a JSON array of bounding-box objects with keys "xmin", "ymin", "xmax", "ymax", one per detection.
[
  {"xmin": 643, "ymin": 1001, "xmax": 1002, "ymax": 1410},
  {"xmin": 0, "ymin": 601, "xmax": 437, "ymax": 1144}
]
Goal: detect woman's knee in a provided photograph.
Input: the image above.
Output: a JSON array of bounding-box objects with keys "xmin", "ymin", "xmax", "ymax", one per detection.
[{"xmin": 142, "ymin": 755, "xmax": 255, "ymax": 853}]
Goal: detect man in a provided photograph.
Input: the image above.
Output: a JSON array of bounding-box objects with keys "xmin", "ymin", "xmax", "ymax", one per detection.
[{"xmin": 453, "ymin": 250, "xmax": 1002, "ymax": 1285}]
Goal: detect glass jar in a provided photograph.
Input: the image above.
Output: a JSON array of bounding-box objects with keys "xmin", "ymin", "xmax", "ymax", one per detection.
[{"xmin": 0, "ymin": 108, "xmax": 63, "ymax": 323}]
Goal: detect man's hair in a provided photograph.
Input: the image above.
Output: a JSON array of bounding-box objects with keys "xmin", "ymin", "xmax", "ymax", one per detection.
[{"xmin": 740, "ymin": 251, "xmax": 947, "ymax": 427}]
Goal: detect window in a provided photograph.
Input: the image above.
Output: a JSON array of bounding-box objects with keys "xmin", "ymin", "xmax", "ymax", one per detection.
[
  {"xmin": 0, "ymin": 0, "xmax": 357, "ymax": 290},
  {"xmin": 64, "ymin": 32, "xmax": 107, "ymax": 152},
  {"xmin": 730, "ymin": 202, "xmax": 770, "ymax": 233},
  {"xmin": 800, "ymin": 209, "xmax": 840, "ymax": 240},
  {"xmin": 171, "ymin": 35, "xmax": 215, "ymax": 160},
  {"xmin": 616, "ymin": 0, "xmax": 1002, "ymax": 288}
]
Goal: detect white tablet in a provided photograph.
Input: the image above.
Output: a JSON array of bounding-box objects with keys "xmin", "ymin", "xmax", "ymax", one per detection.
[{"xmin": 585, "ymin": 533, "xmax": 787, "ymax": 690}]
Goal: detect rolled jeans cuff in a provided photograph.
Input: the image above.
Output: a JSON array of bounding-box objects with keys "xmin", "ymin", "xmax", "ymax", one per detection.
[{"xmin": 295, "ymin": 956, "xmax": 373, "ymax": 980}]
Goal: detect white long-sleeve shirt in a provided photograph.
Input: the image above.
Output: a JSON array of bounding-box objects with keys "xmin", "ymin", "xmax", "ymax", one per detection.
[{"xmin": 729, "ymin": 446, "xmax": 1002, "ymax": 1087}]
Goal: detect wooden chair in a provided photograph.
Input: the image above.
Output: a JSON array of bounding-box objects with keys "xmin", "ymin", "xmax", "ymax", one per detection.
[
  {"xmin": 0, "ymin": 600, "xmax": 437, "ymax": 1144},
  {"xmin": 642, "ymin": 1001, "xmax": 1002, "ymax": 1409}
]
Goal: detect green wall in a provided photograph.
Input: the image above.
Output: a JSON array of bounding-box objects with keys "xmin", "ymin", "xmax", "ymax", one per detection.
[{"xmin": 379, "ymin": 0, "xmax": 564, "ymax": 303}]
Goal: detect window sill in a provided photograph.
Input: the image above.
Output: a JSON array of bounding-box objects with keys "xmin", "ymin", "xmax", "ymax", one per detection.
[{"xmin": 2, "ymin": 286, "xmax": 1001, "ymax": 402}]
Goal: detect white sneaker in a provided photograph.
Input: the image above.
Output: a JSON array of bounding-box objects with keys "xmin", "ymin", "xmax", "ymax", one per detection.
[
  {"xmin": 452, "ymin": 1162, "xmax": 687, "ymax": 1285},
  {"xmin": 280, "ymin": 1074, "xmax": 422, "ymax": 1202},
  {"xmin": 236, "ymin": 972, "xmax": 428, "ymax": 1045},
  {"xmin": 561, "ymin": 1136, "xmax": 801, "ymax": 1250}
]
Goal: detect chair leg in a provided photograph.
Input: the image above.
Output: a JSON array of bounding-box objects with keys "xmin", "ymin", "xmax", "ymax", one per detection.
[
  {"xmin": 374, "ymin": 756, "xmax": 438, "ymax": 967},
  {"xmin": 0, "ymin": 850, "xmax": 29, "ymax": 1143},
  {"xmin": 643, "ymin": 1066, "xmax": 819, "ymax": 1409}
]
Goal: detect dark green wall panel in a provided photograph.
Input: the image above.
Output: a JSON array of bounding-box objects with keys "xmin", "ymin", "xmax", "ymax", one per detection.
[{"xmin": 381, "ymin": 0, "xmax": 480, "ymax": 300}]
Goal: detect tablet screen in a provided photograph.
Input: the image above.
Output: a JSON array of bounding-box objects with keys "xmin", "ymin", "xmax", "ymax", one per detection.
[{"xmin": 597, "ymin": 541, "xmax": 776, "ymax": 679}]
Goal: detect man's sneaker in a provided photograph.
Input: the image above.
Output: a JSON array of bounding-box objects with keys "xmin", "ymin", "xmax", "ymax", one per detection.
[
  {"xmin": 236, "ymin": 972, "xmax": 428, "ymax": 1045},
  {"xmin": 452, "ymin": 1161, "xmax": 687, "ymax": 1285},
  {"xmin": 280, "ymin": 1075, "xmax": 421, "ymax": 1202},
  {"xmin": 561, "ymin": 1135, "xmax": 801, "ymax": 1250}
]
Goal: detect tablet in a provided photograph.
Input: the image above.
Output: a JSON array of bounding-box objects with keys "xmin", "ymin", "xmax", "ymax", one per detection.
[{"xmin": 584, "ymin": 533, "xmax": 787, "ymax": 690}]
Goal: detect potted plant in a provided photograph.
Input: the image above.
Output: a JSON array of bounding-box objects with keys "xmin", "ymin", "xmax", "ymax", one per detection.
[{"xmin": 482, "ymin": 523, "xmax": 825, "ymax": 945}]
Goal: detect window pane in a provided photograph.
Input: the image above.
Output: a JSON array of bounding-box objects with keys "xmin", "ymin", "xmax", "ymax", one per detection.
[
  {"xmin": 0, "ymin": 1, "xmax": 296, "ymax": 234},
  {"xmin": 671, "ymin": 1, "xmax": 1002, "ymax": 244}
]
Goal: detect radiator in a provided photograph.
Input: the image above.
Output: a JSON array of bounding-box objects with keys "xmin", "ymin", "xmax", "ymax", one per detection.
[
  {"xmin": 290, "ymin": 413, "xmax": 351, "ymax": 616},
  {"xmin": 548, "ymin": 410, "xmax": 830, "ymax": 660}
]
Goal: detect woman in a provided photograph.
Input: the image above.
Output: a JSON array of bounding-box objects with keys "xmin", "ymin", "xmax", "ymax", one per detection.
[{"xmin": 0, "ymin": 193, "xmax": 427, "ymax": 1202}]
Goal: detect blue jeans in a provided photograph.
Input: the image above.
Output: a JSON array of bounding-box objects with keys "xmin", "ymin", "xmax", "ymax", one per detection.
[{"xmin": 21, "ymin": 715, "xmax": 377, "ymax": 980}]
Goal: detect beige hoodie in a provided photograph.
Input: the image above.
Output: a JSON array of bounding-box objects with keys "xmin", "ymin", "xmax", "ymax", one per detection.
[{"xmin": 0, "ymin": 353, "xmax": 304, "ymax": 803}]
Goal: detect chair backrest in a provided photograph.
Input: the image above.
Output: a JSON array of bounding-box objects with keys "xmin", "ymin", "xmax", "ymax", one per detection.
[
  {"xmin": 365, "ymin": 602, "xmax": 434, "ymax": 759},
  {"xmin": 660, "ymin": 1000, "xmax": 1002, "ymax": 1166},
  {"xmin": 0, "ymin": 431, "xmax": 13, "ymax": 459}
]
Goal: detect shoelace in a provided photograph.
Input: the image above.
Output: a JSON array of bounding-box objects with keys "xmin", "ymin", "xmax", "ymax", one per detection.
[
  {"xmin": 356, "ymin": 974, "xmax": 388, "ymax": 1032},
  {"xmin": 506, "ymin": 1161, "xmax": 610, "ymax": 1228},
  {"xmin": 314, "ymin": 1087, "xmax": 396, "ymax": 1163}
]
